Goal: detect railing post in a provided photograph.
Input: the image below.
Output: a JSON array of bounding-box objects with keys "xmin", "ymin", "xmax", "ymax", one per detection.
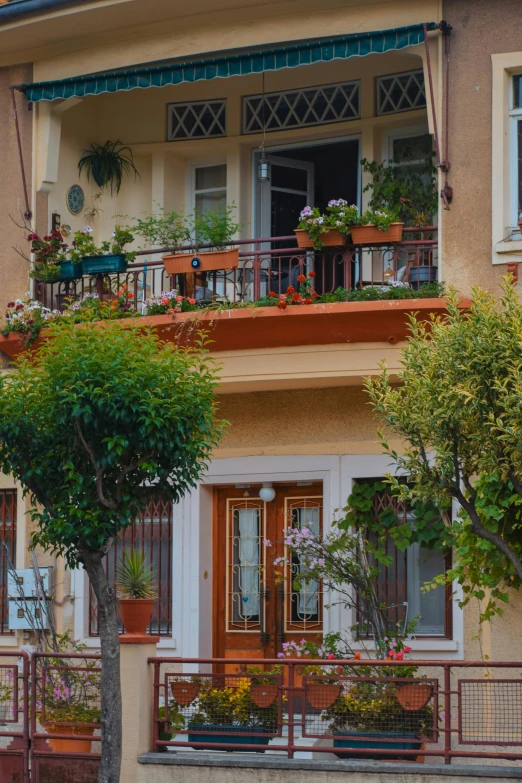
[
  {"xmin": 22, "ymin": 653, "xmax": 30, "ymax": 783},
  {"xmin": 152, "ymin": 660, "xmax": 160, "ymax": 753},
  {"xmin": 287, "ymin": 661, "xmax": 295, "ymax": 759},
  {"xmin": 444, "ymin": 663, "xmax": 452, "ymax": 765}
]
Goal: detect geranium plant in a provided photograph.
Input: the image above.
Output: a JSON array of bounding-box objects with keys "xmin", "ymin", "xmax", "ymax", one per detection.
[
  {"xmin": 297, "ymin": 206, "xmax": 328, "ymax": 250},
  {"xmin": 274, "ymin": 271, "xmax": 320, "ymax": 309},
  {"xmin": 69, "ymin": 225, "xmax": 137, "ymax": 264},
  {"xmin": 349, "ymin": 207, "xmax": 400, "ymax": 233},
  {"xmin": 144, "ymin": 291, "xmax": 198, "ymax": 315},
  {"xmin": 1, "ymin": 296, "xmax": 60, "ymax": 346},
  {"xmin": 27, "ymin": 230, "xmax": 71, "ymax": 282}
]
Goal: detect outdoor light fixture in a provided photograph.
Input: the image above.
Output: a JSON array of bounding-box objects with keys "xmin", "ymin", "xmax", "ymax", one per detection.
[
  {"xmin": 259, "ymin": 483, "xmax": 276, "ymax": 502},
  {"xmin": 257, "ymin": 149, "xmax": 271, "ymax": 182}
]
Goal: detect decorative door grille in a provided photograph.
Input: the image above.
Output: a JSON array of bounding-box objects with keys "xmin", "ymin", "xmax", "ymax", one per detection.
[
  {"xmin": 89, "ymin": 497, "xmax": 172, "ymax": 636},
  {"xmin": 376, "ymin": 69, "xmax": 426, "ymax": 115},
  {"xmin": 226, "ymin": 498, "xmax": 265, "ymax": 632},
  {"xmin": 242, "ymin": 81, "xmax": 360, "ymax": 134},
  {"xmin": 0, "ymin": 491, "xmax": 16, "ymax": 635},
  {"xmin": 167, "ymin": 99, "xmax": 227, "ymax": 140},
  {"xmin": 285, "ymin": 496, "xmax": 323, "ymax": 634}
]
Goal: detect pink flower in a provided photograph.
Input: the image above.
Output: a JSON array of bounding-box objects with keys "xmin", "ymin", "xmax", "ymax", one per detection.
[
  {"xmin": 327, "ymin": 653, "xmax": 335, "ymax": 659},
  {"xmin": 395, "ymin": 651, "xmax": 404, "ymax": 661},
  {"xmin": 188, "ymin": 298, "xmax": 196, "ymax": 305},
  {"xmin": 403, "ymin": 645, "xmax": 412, "ymax": 653},
  {"xmin": 176, "ymin": 295, "xmax": 184, "ymax": 302},
  {"xmin": 387, "ymin": 650, "xmax": 395, "ymax": 658}
]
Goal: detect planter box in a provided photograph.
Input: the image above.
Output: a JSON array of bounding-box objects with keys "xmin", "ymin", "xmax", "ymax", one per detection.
[
  {"xmin": 349, "ymin": 222, "xmax": 404, "ymax": 245},
  {"xmin": 82, "ymin": 254, "xmax": 128, "ymax": 275},
  {"xmin": 57, "ymin": 261, "xmax": 83, "ymax": 281},
  {"xmin": 187, "ymin": 723, "xmax": 272, "ymax": 752},
  {"xmin": 294, "ymin": 229, "xmax": 346, "ymax": 249},
  {"xmin": 163, "ymin": 248, "xmax": 239, "ymax": 276},
  {"xmin": 333, "ymin": 730, "xmax": 422, "ymax": 761}
]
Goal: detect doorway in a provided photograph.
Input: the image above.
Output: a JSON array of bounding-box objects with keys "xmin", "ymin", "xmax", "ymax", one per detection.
[{"xmin": 213, "ymin": 483, "xmax": 323, "ymax": 663}]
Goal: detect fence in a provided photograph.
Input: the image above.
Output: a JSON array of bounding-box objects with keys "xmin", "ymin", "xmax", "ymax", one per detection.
[
  {"xmin": 150, "ymin": 657, "xmax": 522, "ymax": 765},
  {"xmin": 35, "ymin": 228, "xmax": 438, "ymax": 312},
  {"xmin": 0, "ymin": 650, "xmax": 29, "ymax": 782}
]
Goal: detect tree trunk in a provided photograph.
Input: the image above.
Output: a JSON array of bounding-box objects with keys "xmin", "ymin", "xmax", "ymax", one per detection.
[{"xmin": 82, "ymin": 550, "xmax": 122, "ymax": 783}]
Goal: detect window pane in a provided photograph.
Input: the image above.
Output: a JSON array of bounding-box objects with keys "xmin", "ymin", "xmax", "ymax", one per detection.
[
  {"xmin": 195, "ymin": 190, "xmax": 226, "ymax": 216},
  {"xmin": 195, "ymin": 164, "xmax": 226, "ymax": 191},
  {"xmin": 407, "ymin": 544, "xmax": 446, "ymax": 635},
  {"xmin": 514, "ymin": 75, "xmax": 522, "ymax": 109},
  {"xmin": 271, "ymin": 165, "xmax": 309, "ymax": 192},
  {"xmin": 393, "ymin": 134, "xmax": 433, "ymax": 163}
]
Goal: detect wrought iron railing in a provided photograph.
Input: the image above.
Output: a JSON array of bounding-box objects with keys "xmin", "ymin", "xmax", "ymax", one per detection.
[
  {"xmin": 35, "ymin": 227, "xmax": 438, "ymax": 312},
  {"xmin": 150, "ymin": 656, "xmax": 522, "ymax": 764}
]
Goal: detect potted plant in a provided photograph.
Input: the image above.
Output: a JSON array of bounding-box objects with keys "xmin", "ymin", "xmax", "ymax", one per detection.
[
  {"xmin": 187, "ymin": 676, "xmax": 279, "ymax": 751},
  {"xmin": 71, "ymin": 225, "xmax": 136, "ymax": 275},
  {"xmin": 348, "ymin": 208, "xmax": 404, "ymax": 245},
  {"xmin": 27, "ymin": 230, "xmax": 82, "ymax": 282},
  {"xmin": 116, "ymin": 550, "xmax": 157, "ymax": 636},
  {"xmin": 160, "ymin": 206, "xmax": 241, "ymax": 275},
  {"xmin": 78, "ymin": 140, "xmax": 139, "ymax": 194},
  {"xmin": 171, "ymin": 677, "xmax": 202, "ymax": 706},
  {"xmin": 248, "ymin": 666, "xmax": 281, "ymax": 708},
  {"xmin": 295, "ymin": 202, "xmax": 358, "ymax": 250},
  {"xmin": 304, "ymin": 668, "xmax": 342, "ymax": 710}
]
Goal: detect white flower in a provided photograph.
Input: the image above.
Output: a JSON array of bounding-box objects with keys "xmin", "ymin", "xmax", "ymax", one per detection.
[{"xmin": 83, "ymin": 226, "xmax": 93, "ymax": 233}]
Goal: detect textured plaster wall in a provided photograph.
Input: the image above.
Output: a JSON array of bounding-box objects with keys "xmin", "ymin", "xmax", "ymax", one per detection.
[
  {"xmin": 441, "ymin": 0, "xmax": 522, "ymax": 294},
  {"xmin": 0, "ymin": 65, "xmax": 32, "ymax": 312}
]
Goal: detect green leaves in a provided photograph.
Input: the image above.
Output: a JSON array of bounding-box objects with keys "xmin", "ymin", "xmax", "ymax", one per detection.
[{"xmin": 78, "ymin": 140, "xmax": 139, "ymax": 194}]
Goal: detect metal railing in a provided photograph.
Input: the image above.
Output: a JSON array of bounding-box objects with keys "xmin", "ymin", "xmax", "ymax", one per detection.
[
  {"xmin": 150, "ymin": 656, "xmax": 522, "ymax": 765},
  {"xmin": 0, "ymin": 650, "xmax": 30, "ymax": 782},
  {"xmin": 35, "ymin": 228, "xmax": 438, "ymax": 312}
]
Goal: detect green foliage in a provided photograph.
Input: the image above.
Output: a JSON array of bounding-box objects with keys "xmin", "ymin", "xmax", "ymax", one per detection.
[
  {"xmin": 361, "ymin": 137, "xmax": 438, "ymax": 227},
  {"xmin": 318, "ymin": 282, "xmax": 445, "ymax": 303},
  {"xmin": 193, "ymin": 205, "xmax": 241, "ymax": 250},
  {"xmin": 26, "ymin": 230, "xmax": 70, "ymax": 281},
  {"xmin": 190, "ymin": 676, "xmax": 279, "ymax": 732},
  {"xmin": 353, "ymin": 208, "xmax": 400, "ymax": 232},
  {"xmin": 116, "ymin": 550, "xmax": 156, "ymax": 599},
  {"xmin": 78, "ymin": 140, "xmax": 139, "ymax": 195},
  {"xmin": 69, "ymin": 226, "xmax": 137, "ymax": 264},
  {"xmin": 0, "ymin": 320, "xmax": 223, "ymax": 566},
  {"xmin": 132, "ymin": 208, "xmax": 190, "ymax": 249},
  {"xmin": 365, "ymin": 280, "xmax": 522, "ymax": 619}
]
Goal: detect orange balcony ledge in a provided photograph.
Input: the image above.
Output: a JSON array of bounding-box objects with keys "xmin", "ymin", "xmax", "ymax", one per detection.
[{"xmin": 0, "ymin": 298, "xmax": 470, "ymax": 361}]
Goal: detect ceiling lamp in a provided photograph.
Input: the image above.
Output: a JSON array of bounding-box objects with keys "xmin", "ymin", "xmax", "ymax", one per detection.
[{"xmin": 259, "ymin": 482, "xmax": 276, "ymax": 502}]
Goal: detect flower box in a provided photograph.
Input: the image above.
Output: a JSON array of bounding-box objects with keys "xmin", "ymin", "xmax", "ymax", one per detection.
[
  {"xmin": 57, "ymin": 261, "xmax": 83, "ymax": 281},
  {"xmin": 349, "ymin": 222, "xmax": 404, "ymax": 245},
  {"xmin": 294, "ymin": 229, "xmax": 346, "ymax": 249},
  {"xmin": 333, "ymin": 730, "xmax": 422, "ymax": 760},
  {"xmin": 82, "ymin": 254, "xmax": 128, "ymax": 275},
  {"xmin": 395, "ymin": 683, "xmax": 433, "ymax": 711},
  {"xmin": 305, "ymin": 682, "xmax": 342, "ymax": 710},
  {"xmin": 44, "ymin": 724, "xmax": 95, "ymax": 754},
  {"xmin": 187, "ymin": 723, "xmax": 272, "ymax": 752},
  {"xmin": 163, "ymin": 248, "xmax": 239, "ymax": 276}
]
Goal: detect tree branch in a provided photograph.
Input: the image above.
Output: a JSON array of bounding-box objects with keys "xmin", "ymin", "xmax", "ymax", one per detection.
[{"xmin": 75, "ymin": 419, "xmax": 117, "ymax": 511}]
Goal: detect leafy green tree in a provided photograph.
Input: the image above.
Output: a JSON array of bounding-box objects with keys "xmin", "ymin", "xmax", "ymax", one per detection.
[
  {"xmin": 366, "ymin": 281, "xmax": 522, "ymax": 620},
  {"xmin": 0, "ymin": 320, "xmax": 223, "ymax": 783}
]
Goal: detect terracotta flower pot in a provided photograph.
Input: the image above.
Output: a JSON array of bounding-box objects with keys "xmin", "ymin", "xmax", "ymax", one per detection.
[
  {"xmin": 306, "ymin": 682, "xmax": 342, "ymax": 710},
  {"xmin": 44, "ymin": 724, "xmax": 95, "ymax": 753},
  {"xmin": 171, "ymin": 680, "xmax": 201, "ymax": 706},
  {"xmin": 349, "ymin": 222, "xmax": 404, "ymax": 245},
  {"xmin": 119, "ymin": 597, "xmax": 155, "ymax": 635},
  {"xmin": 163, "ymin": 247, "xmax": 239, "ymax": 276},
  {"xmin": 250, "ymin": 683, "xmax": 278, "ymax": 708},
  {"xmin": 294, "ymin": 228, "xmax": 347, "ymax": 249},
  {"xmin": 395, "ymin": 683, "xmax": 433, "ymax": 711}
]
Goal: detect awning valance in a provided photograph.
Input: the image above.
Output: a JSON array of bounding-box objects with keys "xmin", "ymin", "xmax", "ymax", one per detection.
[{"xmin": 19, "ymin": 22, "xmax": 438, "ymax": 103}]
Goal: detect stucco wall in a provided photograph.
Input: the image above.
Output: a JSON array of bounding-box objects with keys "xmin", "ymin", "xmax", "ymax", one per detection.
[
  {"xmin": 441, "ymin": 0, "xmax": 522, "ymax": 294},
  {"xmin": 0, "ymin": 65, "xmax": 32, "ymax": 311}
]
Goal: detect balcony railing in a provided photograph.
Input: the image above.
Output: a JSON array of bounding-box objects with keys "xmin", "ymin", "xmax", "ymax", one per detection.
[
  {"xmin": 35, "ymin": 227, "xmax": 438, "ymax": 312},
  {"xmin": 150, "ymin": 656, "xmax": 522, "ymax": 765}
]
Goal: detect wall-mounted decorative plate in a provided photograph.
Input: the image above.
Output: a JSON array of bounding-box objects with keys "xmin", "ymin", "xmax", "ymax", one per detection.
[
  {"xmin": 67, "ymin": 184, "xmax": 85, "ymax": 215},
  {"xmin": 61, "ymin": 224, "xmax": 71, "ymax": 237}
]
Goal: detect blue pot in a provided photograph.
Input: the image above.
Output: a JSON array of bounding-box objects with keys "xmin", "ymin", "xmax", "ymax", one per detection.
[
  {"xmin": 409, "ymin": 265, "xmax": 438, "ymax": 291},
  {"xmin": 57, "ymin": 261, "xmax": 83, "ymax": 281},
  {"xmin": 333, "ymin": 731, "xmax": 422, "ymax": 760},
  {"xmin": 188, "ymin": 723, "xmax": 271, "ymax": 752},
  {"xmin": 81, "ymin": 254, "xmax": 128, "ymax": 275}
]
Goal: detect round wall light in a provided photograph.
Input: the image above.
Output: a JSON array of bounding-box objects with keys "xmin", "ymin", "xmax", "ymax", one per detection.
[{"xmin": 259, "ymin": 482, "xmax": 276, "ymax": 502}]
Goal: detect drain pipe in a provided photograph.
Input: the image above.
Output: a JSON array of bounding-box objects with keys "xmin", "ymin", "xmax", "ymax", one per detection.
[{"xmin": 10, "ymin": 86, "xmax": 32, "ymax": 220}]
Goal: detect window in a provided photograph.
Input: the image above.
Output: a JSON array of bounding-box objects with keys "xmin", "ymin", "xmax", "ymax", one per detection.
[
  {"xmin": 376, "ymin": 69, "xmax": 426, "ymax": 116},
  {"xmin": 167, "ymin": 99, "xmax": 226, "ymax": 141},
  {"xmin": 194, "ymin": 164, "xmax": 227, "ymax": 216},
  {"xmin": 0, "ymin": 491, "xmax": 16, "ymax": 635},
  {"xmin": 510, "ymin": 75, "xmax": 522, "ymax": 226},
  {"xmin": 242, "ymin": 81, "xmax": 360, "ymax": 134},
  {"xmin": 89, "ymin": 497, "xmax": 172, "ymax": 637},
  {"xmin": 357, "ymin": 486, "xmax": 450, "ymax": 638}
]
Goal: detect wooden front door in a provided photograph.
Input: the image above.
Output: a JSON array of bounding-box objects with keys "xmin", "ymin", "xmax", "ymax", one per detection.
[{"xmin": 213, "ymin": 483, "xmax": 323, "ymax": 665}]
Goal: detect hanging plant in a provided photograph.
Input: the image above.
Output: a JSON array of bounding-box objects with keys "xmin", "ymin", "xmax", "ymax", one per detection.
[{"xmin": 78, "ymin": 140, "xmax": 139, "ymax": 194}]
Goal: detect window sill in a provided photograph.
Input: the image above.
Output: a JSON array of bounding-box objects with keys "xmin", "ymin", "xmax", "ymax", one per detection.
[{"xmin": 495, "ymin": 238, "xmax": 522, "ymax": 257}]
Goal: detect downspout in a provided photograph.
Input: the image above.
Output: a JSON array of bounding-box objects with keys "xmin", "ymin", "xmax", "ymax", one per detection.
[
  {"xmin": 9, "ymin": 86, "xmax": 32, "ymax": 220},
  {"xmin": 424, "ymin": 20, "xmax": 452, "ymax": 209}
]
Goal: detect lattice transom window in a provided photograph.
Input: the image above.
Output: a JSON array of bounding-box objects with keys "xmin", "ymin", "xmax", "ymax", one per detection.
[
  {"xmin": 242, "ymin": 81, "xmax": 360, "ymax": 134},
  {"xmin": 167, "ymin": 99, "xmax": 227, "ymax": 141},
  {"xmin": 376, "ymin": 70, "xmax": 426, "ymax": 116}
]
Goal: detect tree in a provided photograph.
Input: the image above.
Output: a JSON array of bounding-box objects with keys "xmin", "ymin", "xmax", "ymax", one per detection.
[
  {"xmin": 365, "ymin": 281, "xmax": 522, "ymax": 620},
  {"xmin": 0, "ymin": 320, "xmax": 223, "ymax": 783}
]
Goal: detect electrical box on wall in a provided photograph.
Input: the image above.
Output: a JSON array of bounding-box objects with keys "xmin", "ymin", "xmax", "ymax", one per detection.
[
  {"xmin": 8, "ymin": 600, "xmax": 50, "ymax": 630},
  {"xmin": 7, "ymin": 568, "xmax": 54, "ymax": 630},
  {"xmin": 7, "ymin": 568, "xmax": 53, "ymax": 599}
]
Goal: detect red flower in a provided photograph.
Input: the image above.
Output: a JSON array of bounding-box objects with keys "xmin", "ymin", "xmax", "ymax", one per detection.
[
  {"xmin": 50, "ymin": 230, "xmax": 62, "ymax": 239},
  {"xmin": 268, "ymin": 291, "xmax": 277, "ymax": 298},
  {"xmin": 15, "ymin": 304, "xmax": 24, "ymax": 311},
  {"xmin": 403, "ymin": 645, "xmax": 412, "ymax": 653},
  {"xmin": 304, "ymin": 297, "xmax": 313, "ymax": 304},
  {"xmin": 27, "ymin": 233, "xmax": 39, "ymax": 241},
  {"xmin": 286, "ymin": 286, "xmax": 295, "ymax": 294},
  {"xmin": 297, "ymin": 274, "xmax": 306, "ymax": 282},
  {"xmin": 312, "ymin": 291, "xmax": 319, "ymax": 298},
  {"xmin": 308, "ymin": 271, "xmax": 316, "ymax": 278},
  {"xmin": 43, "ymin": 235, "xmax": 51, "ymax": 242},
  {"xmin": 292, "ymin": 293, "xmax": 302, "ymax": 302},
  {"xmin": 278, "ymin": 300, "xmax": 287, "ymax": 310},
  {"xmin": 7, "ymin": 302, "xmax": 15, "ymax": 308},
  {"xmin": 353, "ymin": 653, "xmax": 361, "ymax": 660}
]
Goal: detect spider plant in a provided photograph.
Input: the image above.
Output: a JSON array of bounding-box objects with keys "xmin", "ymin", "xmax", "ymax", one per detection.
[
  {"xmin": 116, "ymin": 550, "xmax": 156, "ymax": 599},
  {"xmin": 78, "ymin": 140, "xmax": 139, "ymax": 195}
]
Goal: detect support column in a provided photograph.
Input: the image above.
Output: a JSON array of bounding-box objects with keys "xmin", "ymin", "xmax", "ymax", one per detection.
[{"xmin": 120, "ymin": 636, "xmax": 158, "ymax": 783}]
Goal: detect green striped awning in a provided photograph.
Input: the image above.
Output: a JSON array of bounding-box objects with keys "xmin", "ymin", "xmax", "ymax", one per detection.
[{"xmin": 20, "ymin": 23, "xmax": 437, "ymax": 103}]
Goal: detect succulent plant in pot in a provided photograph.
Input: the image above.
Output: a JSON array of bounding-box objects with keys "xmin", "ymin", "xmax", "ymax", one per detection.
[{"xmin": 116, "ymin": 550, "xmax": 157, "ymax": 636}]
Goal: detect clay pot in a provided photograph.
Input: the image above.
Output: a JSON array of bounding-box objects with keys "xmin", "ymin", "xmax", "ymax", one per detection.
[
  {"xmin": 163, "ymin": 248, "xmax": 239, "ymax": 276},
  {"xmin": 119, "ymin": 598, "xmax": 155, "ymax": 635},
  {"xmin": 170, "ymin": 680, "xmax": 201, "ymax": 706},
  {"xmin": 305, "ymin": 682, "xmax": 342, "ymax": 710},
  {"xmin": 294, "ymin": 228, "xmax": 346, "ymax": 249},
  {"xmin": 349, "ymin": 222, "xmax": 404, "ymax": 245},
  {"xmin": 250, "ymin": 684, "xmax": 278, "ymax": 708},
  {"xmin": 44, "ymin": 724, "xmax": 95, "ymax": 753},
  {"xmin": 395, "ymin": 683, "xmax": 433, "ymax": 711}
]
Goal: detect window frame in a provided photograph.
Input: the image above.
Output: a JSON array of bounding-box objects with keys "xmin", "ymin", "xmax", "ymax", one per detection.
[
  {"xmin": 375, "ymin": 68, "xmax": 427, "ymax": 117},
  {"xmin": 166, "ymin": 98, "xmax": 227, "ymax": 142},
  {"xmin": 191, "ymin": 162, "xmax": 227, "ymax": 216},
  {"xmin": 509, "ymin": 77, "xmax": 522, "ymax": 231}
]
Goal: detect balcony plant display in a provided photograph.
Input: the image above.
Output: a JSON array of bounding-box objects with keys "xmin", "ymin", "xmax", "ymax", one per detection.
[
  {"xmin": 71, "ymin": 225, "xmax": 136, "ymax": 275},
  {"xmin": 186, "ymin": 675, "xmax": 279, "ymax": 751},
  {"xmin": 143, "ymin": 291, "xmax": 198, "ymax": 315},
  {"xmin": 1, "ymin": 297, "xmax": 60, "ymax": 347},
  {"xmin": 78, "ymin": 140, "xmax": 139, "ymax": 194},
  {"xmin": 171, "ymin": 677, "xmax": 202, "ymax": 707},
  {"xmin": 347, "ymin": 207, "xmax": 403, "ymax": 245},
  {"xmin": 295, "ymin": 201, "xmax": 358, "ymax": 250},
  {"xmin": 116, "ymin": 550, "xmax": 156, "ymax": 636},
  {"xmin": 27, "ymin": 230, "xmax": 82, "ymax": 283},
  {"xmin": 248, "ymin": 666, "xmax": 282, "ymax": 708}
]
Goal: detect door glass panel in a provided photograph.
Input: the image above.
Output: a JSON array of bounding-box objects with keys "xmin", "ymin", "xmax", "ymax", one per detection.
[
  {"xmin": 407, "ymin": 544, "xmax": 446, "ymax": 635},
  {"xmin": 227, "ymin": 500, "xmax": 264, "ymax": 631},
  {"xmin": 285, "ymin": 498, "xmax": 323, "ymax": 634},
  {"xmin": 271, "ymin": 165, "xmax": 308, "ymax": 192}
]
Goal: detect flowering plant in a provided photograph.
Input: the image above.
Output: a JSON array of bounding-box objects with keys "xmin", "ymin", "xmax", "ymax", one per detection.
[
  {"xmin": 325, "ymin": 199, "xmax": 359, "ymax": 234},
  {"xmin": 69, "ymin": 225, "xmax": 136, "ymax": 264},
  {"xmin": 143, "ymin": 291, "xmax": 198, "ymax": 316},
  {"xmin": 189, "ymin": 674, "xmax": 279, "ymax": 732},
  {"xmin": 63, "ymin": 287, "xmax": 136, "ymax": 322},
  {"xmin": 297, "ymin": 206, "xmax": 329, "ymax": 250},
  {"xmin": 1, "ymin": 296, "xmax": 60, "ymax": 346},
  {"xmin": 27, "ymin": 230, "xmax": 71, "ymax": 282},
  {"xmin": 272, "ymin": 271, "xmax": 319, "ymax": 310},
  {"xmin": 349, "ymin": 207, "xmax": 400, "ymax": 233}
]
